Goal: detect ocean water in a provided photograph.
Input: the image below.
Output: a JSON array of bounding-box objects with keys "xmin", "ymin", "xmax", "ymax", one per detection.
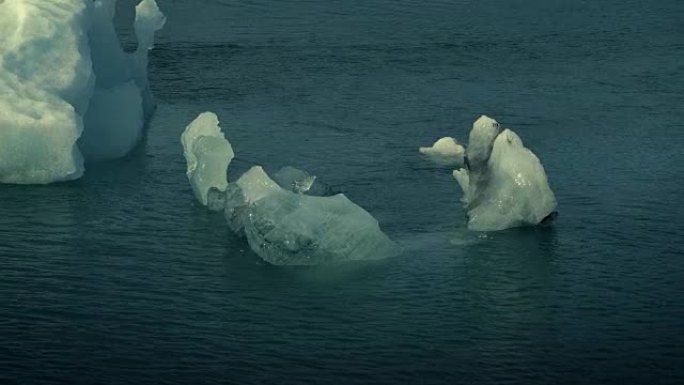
[{"xmin": 1, "ymin": 0, "xmax": 683, "ymax": 384}]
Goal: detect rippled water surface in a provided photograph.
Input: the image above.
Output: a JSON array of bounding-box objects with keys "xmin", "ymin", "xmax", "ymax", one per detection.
[{"xmin": 1, "ymin": 0, "xmax": 683, "ymax": 384}]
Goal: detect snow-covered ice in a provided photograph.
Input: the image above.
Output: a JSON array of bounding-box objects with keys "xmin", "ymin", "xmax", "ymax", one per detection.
[
  {"xmin": 0, "ymin": 0, "xmax": 165, "ymax": 184},
  {"xmin": 453, "ymin": 115, "xmax": 557, "ymax": 231},
  {"xmin": 181, "ymin": 112, "xmax": 399, "ymax": 265},
  {"xmin": 419, "ymin": 137, "xmax": 465, "ymax": 166}
]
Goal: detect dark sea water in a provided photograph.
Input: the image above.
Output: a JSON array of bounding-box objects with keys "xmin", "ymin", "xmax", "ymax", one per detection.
[{"xmin": 1, "ymin": 0, "xmax": 683, "ymax": 384}]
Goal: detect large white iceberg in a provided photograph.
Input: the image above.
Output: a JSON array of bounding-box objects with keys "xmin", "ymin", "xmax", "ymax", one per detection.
[
  {"xmin": 181, "ymin": 112, "xmax": 399, "ymax": 265},
  {"xmin": 0, "ymin": 0, "xmax": 165, "ymax": 184},
  {"xmin": 453, "ymin": 115, "xmax": 557, "ymax": 231}
]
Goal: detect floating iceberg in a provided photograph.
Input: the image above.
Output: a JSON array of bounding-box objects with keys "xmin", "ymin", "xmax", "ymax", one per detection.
[
  {"xmin": 419, "ymin": 137, "xmax": 465, "ymax": 166},
  {"xmin": 181, "ymin": 112, "xmax": 234, "ymax": 206},
  {"xmin": 0, "ymin": 0, "xmax": 165, "ymax": 184},
  {"xmin": 226, "ymin": 166, "xmax": 398, "ymax": 265},
  {"xmin": 453, "ymin": 116, "xmax": 557, "ymax": 231},
  {"xmin": 181, "ymin": 112, "xmax": 399, "ymax": 265}
]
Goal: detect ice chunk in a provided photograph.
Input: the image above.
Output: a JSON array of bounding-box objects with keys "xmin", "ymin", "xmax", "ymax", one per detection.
[
  {"xmin": 0, "ymin": 75, "xmax": 85, "ymax": 184},
  {"xmin": 88, "ymin": 0, "xmax": 133, "ymax": 89},
  {"xmin": 0, "ymin": 0, "xmax": 93, "ymax": 184},
  {"xmin": 466, "ymin": 115, "xmax": 501, "ymax": 172},
  {"xmin": 272, "ymin": 166, "xmax": 334, "ymax": 196},
  {"xmin": 234, "ymin": 166, "xmax": 282, "ymax": 203},
  {"xmin": 131, "ymin": 0, "xmax": 166, "ymax": 120},
  {"xmin": 226, "ymin": 167, "xmax": 399, "ymax": 265},
  {"xmin": 467, "ymin": 129, "xmax": 556, "ymax": 230},
  {"xmin": 134, "ymin": 0, "xmax": 167, "ymax": 52},
  {"xmin": 0, "ymin": 0, "xmax": 95, "ymax": 115},
  {"xmin": 81, "ymin": 0, "xmax": 165, "ymax": 161},
  {"xmin": 181, "ymin": 112, "xmax": 234, "ymax": 206},
  {"xmin": 0, "ymin": 0, "xmax": 164, "ymax": 184},
  {"xmin": 452, "ymin": 168, "xmax": 470, "ymax": 202},
  {"xmin": 419, "ymin": 137, "xmax": 465, "ymax": 166},
  {"xmin": 454, "ymin": 116, "xmax": 557, "ymax": 231},
  {"xmin": 206, "ymin": 187, "xmax": 227, "ymax": 212},
  {"xmin": 180, "ymin": 112, "xmax": 398, "ymax": 265},
  {"xmin": 273, "ymin": 166, "xmax": 316, "ymax": 194}
]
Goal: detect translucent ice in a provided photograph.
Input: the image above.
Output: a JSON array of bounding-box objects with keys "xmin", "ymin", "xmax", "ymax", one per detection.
[
  {"xmin": 455, "ymin": 116, "xmax": 557, "ymax": 231},
  {"xmin": 80, "ymin": 81, "xmax": 143, "ymax": 161},
  {"xmin": 419, "ymin": 137, "xmax": 465, "ymax": 166},
  {"xmin": 225, "ymin": 167, "xmax": 399, "ymax": 265},
  {"xmin": 181, "ymin": 112, "xmax": 234, "ymax": 206},
  {"xmin": 181, "ymin": 112, "xmax": 398, "ymax": 265},
  {"xmin": 80, "ymin": 0, "xmax": 166, "ymax": 162},
  {"xmin": 272, "ymin": 166, "xmax": 333, "ymax": 196},
  {"xmin": 273, "ymin": 166, "xmax": 317, "ymax": 194},
  {"xmin": 0, "ymin": 0, "xmax": 165, "ymax": 184},
  {"xmin": 452, "ymin": 168, "xmax": 470, "ymax": 202}
]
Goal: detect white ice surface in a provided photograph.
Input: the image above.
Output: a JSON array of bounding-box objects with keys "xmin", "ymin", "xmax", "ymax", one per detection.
[
  {"xmin": 181, "ymin": 112, "xmax": 234, "ymax": 206},
  {"xmin": 0, "ymin": 0, "xmax": 165, "ymax": 184},
  {"xmin": 466, "ymin": 115, "xmax": 501, "ymax": 172},
  {"xmin": 419, "ymin": 137, "xmax": 465, "ymax": 166},
  {"xmin": 453, "ymin": 116, "xmax": 557, "ymax": 231},
  {"xmin": 0, "ymin": 0, "xmax": 93, "ymax": 184}
]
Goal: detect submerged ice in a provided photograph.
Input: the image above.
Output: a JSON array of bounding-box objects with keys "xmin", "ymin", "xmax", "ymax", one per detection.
[
  {"xmin": 182, "ymin": 112, "xmax": 399, "ymax": 265},
  {"xmin": 452, "ymin": 116, "xmax": 557, "ymax": 231},
  {"xmin": 0, "ymin": 0, "xmax": 165, "ymax": 184}
]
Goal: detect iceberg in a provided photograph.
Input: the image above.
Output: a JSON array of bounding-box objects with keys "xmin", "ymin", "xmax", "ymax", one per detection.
[
  {"xmin": 454, "ymin": 115, "xmax": 557, "ymax": 231},
  {"xmin": 0, "ymin": 0, "xmax": 165, "ymax": 184},
  {"xmin": 419, "ymin": 137, "xmax": 465, "ymax": 166},
  {"xmin": 181, "ymin": 112, "xmax": 399, "ymax": 265},
  {"xmin": 80, "ymin": 81, "xmax": 144, "ymax": 161},
  {"xmin": 225, "ymin": 167, "xmax": 399, "ymax": 265},
  {"xmin": 181, "ymin": 112, "xmax": 234, "ymax": 206}
]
